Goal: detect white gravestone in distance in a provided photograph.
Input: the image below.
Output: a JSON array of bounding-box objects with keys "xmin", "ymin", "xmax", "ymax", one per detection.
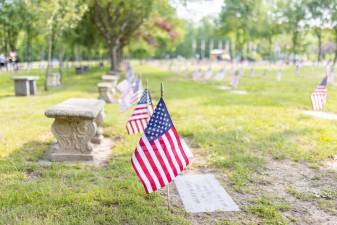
[{"xmin": 175, "ymin": 174, "xmax": 239, "ymax": 213}]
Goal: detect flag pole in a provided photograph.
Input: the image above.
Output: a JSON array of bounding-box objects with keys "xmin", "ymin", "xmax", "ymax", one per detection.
[
  {"xmin": 161, "ymin": 82, "xmax": 170, "ymax": 212},
  {"xmin": 167, "ymin": 183, "xmax": 171, "ymax": 212},
  {"xmin": 161, "ymin": 82, "xmax": 164, "ymax": 98}
]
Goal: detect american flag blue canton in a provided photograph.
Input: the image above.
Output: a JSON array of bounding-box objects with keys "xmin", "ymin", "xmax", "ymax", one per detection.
[
  {"xmin": 320, "ymin": 76, "xmax": 328, "ymax": 86},
  {"xmin": 138, "ymin": 89, "xmax": 152, "ymax": 105},
  {"xmin": 145, "ymin": 98, "xmax": 173, "ymax": 141}
]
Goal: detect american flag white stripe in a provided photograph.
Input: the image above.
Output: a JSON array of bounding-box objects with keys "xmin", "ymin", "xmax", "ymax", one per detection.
[
  {"xmin": 142, "ymin": 137, "xmax": 169, "ymax": 185},
  {"xmin": 131, "ymin": 128, "xmax": 188, "ymax": 193},
  {"xmin": 311, "ymin": 78, "xmax": 327, "ymax": 111},
  {"xmin": 154, "ymin": 139, "xmax": 175, "ymax": 180},
  {"xmin": 136, "ymin": 144, "xmax": 162, "ymax": 190},
  {"xmin": 127, "ymin": 123, "xmax": 134, "ymax": 135},
  {"xmin": 141, "ymin": 119, "xmax": 147, "ymax": 128},
  {"xmin": 168, "ymin": 129, "xmax": 187, "ymax": 168},
  {"xmin": 161, "ymin": 134, "xmax": 181, "ymax": 175},
  {"xmin": 131, "ymin": 154, "xmax": 153, "ymax": 193}
]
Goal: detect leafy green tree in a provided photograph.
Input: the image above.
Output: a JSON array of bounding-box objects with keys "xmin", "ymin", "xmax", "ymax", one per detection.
[
  {"xmin": 91, "ymin": 0, "xmax": 153, "ymax": 72},
  {"xmin": 306, "ymin": 0, "xmax": 329, "ymax": 62},
  {"xmin": 277, "ymin": 0, "xmax": 307, "ymax": 62},
  {"xmin": 37, "ymin": 0, "xmax": 87, "ymax": 90},
  {"xmin": 218, "ymin": 0, "xmax": 261, "ymax": 60},
  {"xmin": 0, "ymin": 0, "xmax": 23, "ymax": 54}
]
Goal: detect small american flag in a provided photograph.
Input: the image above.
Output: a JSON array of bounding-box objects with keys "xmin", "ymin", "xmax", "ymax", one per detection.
[
  {"xmin": 311, "ymin": 76, "xmax": 328, "ymax": 111},
  {"xmin": 126, "ymin": 89, "xmax": 153, "ymax": 135},
  {"xmin": 130, "ymin": 77, "xmax": 143, "ymax": 105},
  {"xmin": 231, "ymin": 70, "xmax": 240, "ymax": 88},
  {"xmin": 131, "ymin": 98, "xmax": 190, "ymax": 193}
]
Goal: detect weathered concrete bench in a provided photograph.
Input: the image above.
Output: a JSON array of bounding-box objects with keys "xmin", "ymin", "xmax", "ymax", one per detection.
[
  {"xmin": 75, "ymin": 65, "xmax": 90, "ymax": 75},
  {"xmin": 97, "ymin": 82, "xmax": 115, "ymax": 103},
  {"xmin": 47, "ymin": 72, "xmax": 61, "ymax": 87},
  {"xmin": 45, "ymin": 98, "xmax": 105, "ymax": 161},
  {"xmin": 12, "ymin": 76, "xmax": 39, "ymax": 96},
  {"xmin": 102, "ymin": 75, "xmax": 118, "ymax": 86}
]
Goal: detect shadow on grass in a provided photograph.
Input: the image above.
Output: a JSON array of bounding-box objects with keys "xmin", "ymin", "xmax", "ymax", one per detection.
[{"xmin": 0, "ymin": 140, "xmax": 51, "ymax": 175}]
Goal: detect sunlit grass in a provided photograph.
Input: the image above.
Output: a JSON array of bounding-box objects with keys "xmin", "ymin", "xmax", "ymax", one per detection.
[{"xmin": 0, "ymin": 63, "xmax": 336, "ymax": 224}]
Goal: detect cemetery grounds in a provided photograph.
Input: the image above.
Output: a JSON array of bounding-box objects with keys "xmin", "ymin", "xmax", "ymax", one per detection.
[{"xmin": 0, "ymin": 63, "xmax": 337, "ymax": 225}]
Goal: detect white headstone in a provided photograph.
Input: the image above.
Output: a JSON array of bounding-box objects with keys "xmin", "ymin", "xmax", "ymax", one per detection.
[{"xmin": 175, "ymin": 174, "xmax": 239, "ymax": 213}]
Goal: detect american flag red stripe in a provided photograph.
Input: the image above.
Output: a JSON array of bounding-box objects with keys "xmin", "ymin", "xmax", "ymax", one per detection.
[
  {"xmin": 311, "ymin": 77, "xmax": 327, "ymax": 111},
  {"xmin": 131, "ymin": 98, "xmax": 190, "ymax": 193},
  {"xmin": 126, "ymin": 89, "xmax": 153, "ymax": 135},
  {"xmin": 131, "ymin": 127, "xmax": 189, "ymax": 193}
]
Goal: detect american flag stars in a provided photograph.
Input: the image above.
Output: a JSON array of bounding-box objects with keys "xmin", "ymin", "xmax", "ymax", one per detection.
[{"xmin": 145, "ymin": 101, "xmax": 173, "ymax": 141}]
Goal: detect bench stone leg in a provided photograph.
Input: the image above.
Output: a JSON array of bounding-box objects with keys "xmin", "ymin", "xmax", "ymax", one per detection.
[
  {"xmin": 29, "ymin": 80, "xmax": 37, "ymax": 95},
  {"xmin": 98, "ymin": 86, "xmax": 115, "ymax": 103},
  {"xmin": 50, "ymin": 118, "xmax": 97, "ymax": 161},
  {"xmin": 14, "ymin": 80, "xmax": 30, "ymax": 96},
  {"xmin": 92, "ymin": 110, "xmax": 104, "ymax": 144}
]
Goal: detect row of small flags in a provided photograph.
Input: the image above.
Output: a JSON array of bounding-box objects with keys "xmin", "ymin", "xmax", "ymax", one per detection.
[
  {"xmin": 191, "ymin": 65, "xmax": 285, "ymax": 83},
  {"xmin": 128, "ymin": 86, "xmax": 190, "ymax": 193},
  {"xmin": 191, "ymin": 63, "xmax": 329, "ymax": 110},
  {"xmin": 116, "ymin": 63, "xmax": 190, "ymax": 193},
  {"xmin": 117, "ymin": 63, "xmax": 143, "ymax": 112},
  {"xmin": 116, "ymin": 62, "xmax": 329, "ymax": 193}
]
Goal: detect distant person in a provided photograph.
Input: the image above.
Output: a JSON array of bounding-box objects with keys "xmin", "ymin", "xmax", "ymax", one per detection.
[
  {"xmin": 8, "ymin": 51, "xmax": 18, "ymax": 71},
  {"xmin": 0, "ymin": 54, "xmax": 6, "ymax": 70}
]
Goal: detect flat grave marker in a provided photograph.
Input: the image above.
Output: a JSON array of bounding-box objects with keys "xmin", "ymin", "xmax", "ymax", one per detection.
[
  {"xmin": 217, "ymin": 85, "xmax": 232, "ymax": 90},
  {"xmin": 230, "ymin": 90, "xmax": 248, "ymax": 95},
  {"xmin": 303, "ymin": 111, "xmax": 337, "ymax": 120},
  {"xmin": 174, "ymin": 174, "xmax": 239, "ymax": 213}
]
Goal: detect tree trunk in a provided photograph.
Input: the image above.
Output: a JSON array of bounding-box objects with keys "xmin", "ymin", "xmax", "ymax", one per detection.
[
  {"xmin": 292, "ymin": 30, "xmax": 299, "ymax": 63},
  {"xmin": 45, "ymin": 28, "xmax": 53, "ymax": 91},
  {"xmin": 117, "ymin": 47, "xmax": 123, "ymax": 67},
  {"xmin": 333, "ymin": 29, "xmax": 337, "ymax": 66},
  {"xmin": 58, "ymin": 47, "xmax": 65, "ymax": 84},
  {"xmin": 315, "ymin": 29, "xmax": 322, "ymax": 62},
  {"xmin": 268, "ymin": 37, "xmax": 273, "ymax": 61},
  {"xmin": 26, "ymin": 26, "xmax": 32, "ymax": 69},
  {"xmin": 109, "ymin": 44, "xmax": 120, "ymax": 72}
]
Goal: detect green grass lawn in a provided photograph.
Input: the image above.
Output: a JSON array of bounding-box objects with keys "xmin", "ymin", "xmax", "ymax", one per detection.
[{"xmin": 0, "ymin": 63, "xmax": 336, "ymax": 224}]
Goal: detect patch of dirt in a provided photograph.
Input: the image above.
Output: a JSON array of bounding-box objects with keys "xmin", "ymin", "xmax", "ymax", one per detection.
[
  {"xmin": 164, "ymin": 139, "xmax": 337, "ymax": 225},
  {"xmin": 251, "ymin": 158, "xmax": 337, "ymax": 225},
  {"xmin": 325, "ymin": 156, "xmax": 337, "ymax": 172},
  {"xmin": 25, "ymin": 170, "xmax": 41, "ymax": 181}
]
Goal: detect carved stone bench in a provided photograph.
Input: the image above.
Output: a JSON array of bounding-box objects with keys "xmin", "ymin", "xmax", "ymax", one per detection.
[
  {"xmin": 45, "ymin": 98, "xmax": 105, "ymax": 161},
  {"xmin": 102, "ymin": 75, "xmax": 118, "ymax": 87},
  {"xmin": 47, "ymin": 72, "xmax": 61, "ymax": 87},
  {"xmin": 12, "ymin": 76, "xmax": 39, "ymax": 96},
  {"xmin": 97, "ymin": 82, "xmax": 115, "ymax": 103}
]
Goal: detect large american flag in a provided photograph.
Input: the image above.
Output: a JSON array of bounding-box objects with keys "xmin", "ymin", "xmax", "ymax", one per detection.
[
  {"xmin": 311, "ymin": 76, "xmax": 328, "ymax": 111},
  {"xmin": 131, "ymin": 98, "xmax": 190, "ymax": 193},
  {"xmin": 126, "ymin": 89, "xmax": 153, "ymax": 135}
]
